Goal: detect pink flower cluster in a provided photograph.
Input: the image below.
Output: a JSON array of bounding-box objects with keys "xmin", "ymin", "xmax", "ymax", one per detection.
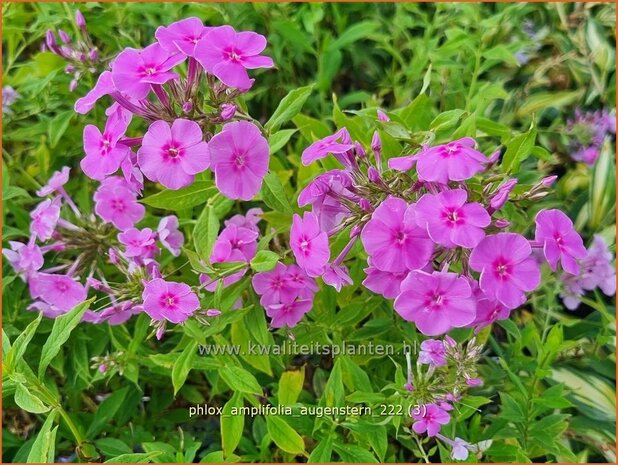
[
  {"xmin": 297, "ymin": 117, "xmax": 588, "ymax": 336},
  {"xmin": 75, "ymin": 18, "xmax": 273, "ymax": 199}
]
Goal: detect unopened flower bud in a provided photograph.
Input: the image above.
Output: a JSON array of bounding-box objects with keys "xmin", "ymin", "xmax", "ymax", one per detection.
[
  {"xmin": 64, "ymin": 64, "xmax": 75, "ymax": 74},
  {"xmin": 377, "ymin": 109, "xmax": 390, "ymax": 122},
  {"xmin": 465, "ymin": 377, "xmax": 483, "ymax": 387},
  {"xmin": 487, "ymin": 149, "xmax": 501, "ymax": 165},
  {"xmin": 182, "ymin": 101, "xmax": 193, "ymax": 113},
  {"xmin": 75, "ymin": 10, "xmax": 87, "ymax": 30},
  {"xmin": 156, "ymin": 324, "xmax": 166, "ymax": 340},
  {"xmin": 98, "ymin": 364, "xmax": 108, "ymax": 373},
  {"xmin": 69, "ymin": 79, "xmax": 78, "ymax": 92},
  {"xmin": 354, "ymin": 141, "xmax": 366, "ymax": 159},
  {"xmin": 220, "ymin": 103, "xmax": 236, "ymax": 120},
  {"xmin": 404, "ymin": 382, "xmax": 414, "ymax": 392},
  {"xmin": 371, "ymin": 130, "xmax": 382, "ymax": 153},
  {"xmin": 367, "ymin": 166, "xmax": 382, "ymax": 185},
  {"xmin": 541, "ymin": 175, "xmax": 558, "ymax": 187},
  {"xmin": 359, "ymin": 198, "xmax": 372, "ymax": 212},
  {"xmin": 88, "ymin": 48, "xmax": 98, "ymax": 61},
  {"xmin": 338, "ymin": 127, "xmax": 352, "ymax": 144},
  {"xmin": 206, "ymin": 309, "xmax": 221, "ymax": 317},
  {"xmin": 489, "ymin": 178, "xmax": 517, "ymax": 211},
  {"xmin": 45, "ymin": 30, "xmax": 58, "ymax": 52},
  {"xmin": 350, "ymin": 225, "xmax": 362, "ymax": 238},
  {"xmin": 59, "ymin": 30, "xmax": 71, "ymax": 44},
  {"xmin": 108, "ymin": 248, "xmax": 120, "ymax": 265},
  {"xmin": 494, "ymin": 219, "xmax": 510, "ymax": 228},
  {"xmin": 444, "ymin": 335, "xmax": 457, "ymax": 348}
]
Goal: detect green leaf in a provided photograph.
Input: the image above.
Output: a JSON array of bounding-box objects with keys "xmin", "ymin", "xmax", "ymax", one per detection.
[
  {"xmin": 430, "ymin": 109, "xmax": 466, "ymax": 132},
  {"xmin": 278, "ymin": 367, "xmax": 305, "ymax": 406},
  {"xmin": 172, "ymin": 341, "xmax": 197, "ymax": 395},
  {"xmin": 308, "ymin": 435, "xmax": 333, "ymax": 463},
  {"xmin": 193, "ymin": 204, "xmax": 219, "ymax": 261},
  {"xmin": 499, "ymin": 392, "xmax": 526, "ymax": 423},
  {"xmin": 260, "ymin": 172, "xmax": 293, "ymax": 214},
  {"xmin": 15, "ymin": 384, "xmax": 50, "ymax": 414},
  {"xmin": 269, "ymin": 129, "xmax": 297, "ymax": 154},
  {"xmin": 86, "ymin": 387, "xmax": 130, "ymax": 438},
  {"xmin": 265, "ymin": 415, "xmax": 305, "ymax": 455},
  {"xmin": 141, "ymin": 183, "xmax": 216, "ymax": 211},
  {"xmin": 95, "ymin": 438, "xmax": 133, "ymax": 457},
  {"xmin": 249, "ymin": 251, "xmax": 280, "ymax": 272},
  {"xmin": 5, "ymin": 313, "xmax": 42, "ymax": 374},
  {"xmin": 221, "ymin": 392, "xmax": 244, "ymax": 457},
  {"xmin": 265, "ymin": 85, "xmax": 314, "ymax": 132},
  {"xmin": 328, "ymin": 21, "xmax": 379, "ymax": 51},
  {"xmin": 502, "ymin": 124, "xmax": 537, "ymax": 174},
  {"xmin": 103, "ymin": 452, "xmax": 163, "ymax": 463},
  {"xmin": 27, "ymin": 410, "xmax": 58, "ymax": 463},
  {"xmin": 220, "ymin": 366, "xmax": 263, "ymax": 395},
  {"xmin": 516, "ymin": 90, "xmax": 583, "ymax": 117},
  {"xmin": 333, "ymin": 443, "xmax": 378, "ymax": 462},
  {"xmin": 38, "ymin": 298, "xmax": 93, "ymax": 378}
]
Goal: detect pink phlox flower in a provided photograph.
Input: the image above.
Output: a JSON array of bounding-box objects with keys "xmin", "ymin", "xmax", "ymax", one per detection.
[
  {"xmin": 224, "ymin": 207, "xmax": 263, "ymax": 232},
  {"xmin": 535, "ymin": 209, "xmax": 586, "ymax": 275},
  {"xmin": 301, "ymin": 128, "xmax": 354, "ymax": 166},
  {"xmin": 394, "ymin": 271, "xmax": 477, "ymax": 336},
  {"xmin": 363, "ymin": 258, "xmax": 409, "ymax": 299},
  {"xmin": 29, "ymin": 272, "xmax": 87, "ymax": 312},
  {"xmin": 211, "ymin": 223, "xmax": 258, "ymax": 263},
  {"xmin": 469, "ymin": 233, "xmax": 541, "ymax": 309},
  {"xmin": 265, "ymin": 292, "xmax": 313, "ymax": 328},
  {"xmin": 157, "ymin": 215, "xmax": 184, "ymax": 256},
  {"xmin": 411, "ymin": 403, "xmax": 450, "ymax": 437},
  {"xmin": 93, "ymin": 176, "xmax": 145, "ymax": 230},
  {"xmin": 418, "ymin": 339, "xmax": 447, "ymax": 367},
  {"xmin": 30, "ymin": 198, "xmax": 61, "ymax": 241},
  {"xmin": 3, "ymin": 241, "xmax": 44, "ymax": 278},
  {"xmin": 155, "ymin": 17, "xmax": 211, "ymax": 57},
  {"xmin": 416, "ymin": 189, "xmax": 490, "ymax": 248},
  {"xmin": 360, "ymin": 196, "xmax": 433, "ymax": 273},
  {"xmin": 138, "ymin": 118, "xmax": 210, "ymax": 190},
  {"xmin": 111, "ymin": 43, "xmax": 185, "ymax": 99},
  {"xmin": 81, "ymin": 106, "xmax": 132, "ymax": 180},
  {"xmin": 142, "ymin": 278, "xmax": 200, "ymax": 324},
  {"xmin": 472, "ymin": 294, "xmax": 511, "ymax": 331},
  {"xmin": 74, "ymin": 70, "xmax": 115, "ymax": 114},
  {"xmin": 286, "ymin": 264, "xmax": 319, "ymax": 293},
  {"xmin": 322, "ymin": 264, "xmax": 353, "ymax": 292},
  {"xmin": 298, "ymin": 170, "xmax": 355, "ymax": 232},
  {"xmin": 28, "ymin": 300, "xmax": 67, "ymax": 319},
  {"xmin": 416, "ymin": 138, "xmax": 487, "ymax": 184},
  {"xmin": 118, "ymin": 227, "xmax": 156, "ymax": 258},
  {"xmin": 290, "ymin": 212, "xmax": 330, "ymax": 278},
  {"xmin": 252, "ymin": 262, "xmax": 304, "ymax": 306},
  {"xmin": 208, "ymin": 121, "xmax": 269, "ymax": 200},
  {"xmin": 98, "ymin": 302, "xmax": 142, "ymax": 325},
  {"xmin": 37, "ymin": 166, "xmax": 70, "ymax": 197},
  {"xmin": 194, "ymin": 25, "xmax": 274, "ymax": 90}
]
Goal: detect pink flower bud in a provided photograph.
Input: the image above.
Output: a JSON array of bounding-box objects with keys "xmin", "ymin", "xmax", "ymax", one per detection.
[
  {"xmin": 371, "ymin": 130, "xmax": 381, "ymax": 153},
  {"xmin": 350, "ymin": 225, "xmax": 362, "ymax": 238},
  {"xmin": 487, "ymin": 149, "xmax": 501, "ymax": 165},
  {"xmin": 69, "ymin": 79, "xmax": 78, "ymax": 92},
  {"xmin": 206, "ymin": 309, "xmax": 221, "ymax": 317},
  {"xmin": 98, "ymin": 364, "xmax": 107, "ymax": 373},
  {"xmin": 404, "ymin": 382, "xmax": 414, "ymax": 392},
  {"xmin": 489, "ymin": 178, "xmax": 518, "ymax": 211},
  {"xmin": 466, "ymin": 377, "xmax": 483, "ymax": 387},
  {"xmin": 541, "ymin": 175, "xmax": 557, "ymax": 187},
  {"xmin": 156, "ymin": 325, "xmax": 166, "ymax": 340},
  {"xmin": 494, "ymin": 219, "xmax": 510, "ymax": 228},
  {"xmin": 45, "ymin": 30, "xmax": 58, "ymax": 51},
  {"xmin": 59, "ymin": 30, "xmax": 71, "ymax": 44},
  {"xmin": 359, "ymin": 198, "xmax": 372, "ymax": 211},
  {"xmin": 88, "ymin": 48, "xmax": 98, "ymax": 61},
  {"xmin": 367, "ymin": 166, "xmax": 382, "ymax": 184},
  {"xmin": 354, "ymin": 141, "xmax": 366, "ymax": 159},
  {"xmin": 182, "ymin": 101, "xmax": 193, "ymax": 113},
  {"xmin": 377, "ymin": 109, "xmax": 390, "ymax": 122},
  {"xmin": 64, "ymin": 64, "xmax": 75, "ymax": 74},
  {"xmin": 108, "ymin": 248, "xmax": 120, "ymax": 265},
  {"xmin": 444, "ymin": 335, "xmax": 457, "ymax": 348},
  {"xmin": 75, "ymin": 10, "xmax": 86, "ymax": 30},
  {"xmin": 220, "ymin": 103, "xmax": 236, "ymax": 120}
]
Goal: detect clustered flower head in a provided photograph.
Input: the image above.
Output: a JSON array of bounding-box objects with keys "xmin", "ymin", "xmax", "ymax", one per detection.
[
  {"xmin": 404, "ymin": 336, "xmax": 485, "ymax": 460},
  {"xmin": 566, "ymin": 108, "xmax": 616, "ymax": 165},
  {"xmin": 297, "ymin": 116, "xmax": 587, "ymax": 336},
  {"xmin": 74, "ymin": 17, "xmax": 273, "ymax": 199},
  {"xmin": 44, "ymin": 10, "xmax": 101, "ymax": 92}
]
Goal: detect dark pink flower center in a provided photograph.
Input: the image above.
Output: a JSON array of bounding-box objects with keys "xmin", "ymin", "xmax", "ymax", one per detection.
[
  {"xmin": 442, "ymin": 207, "xmax": 465, "ymax": 226},
  {"xmin": 140, "ymin": 64, "xmax": 160, "ymax": 77},
  {"xmin": 493, "ymin": 257, "xmax": 512, "ymax": 279},
  {"xmin": 224, "ymin": 48, "xmax": 242, "ymax": 62},
  {"xmin": 298, "ymin": 237, "xmax": 311, "ymax": 255},
  {"xmin": 553, "ymin": 232, "xmax": 565, "ymax": 249},
  {"xmin": 111, "ymin": 199, "xmax": 126, "ymax": 212},
  {"xmin": 271, "ymin": 277, "xmax": 283, "ymax": 289},
  {"xmin": 160, "ymin": 292, "xmax": 178, "ymax": 309},
  {"xmin": 234, "ymin": 153, "xmax": 246, "ymax": 168},
  {"xmin": 394, "ymin": 229, "xmax": 408, "ymax": 245},
  {"xmin": 439, "ymin": 144, "xmax": 461, "ymax": 158},
  {"xmin": 55, "ymin": 281, "xmax": 69, "ymax": 292},
  {"xmin": 425, "ymin": 291, "xmax": 447, "ymax": 310}
]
